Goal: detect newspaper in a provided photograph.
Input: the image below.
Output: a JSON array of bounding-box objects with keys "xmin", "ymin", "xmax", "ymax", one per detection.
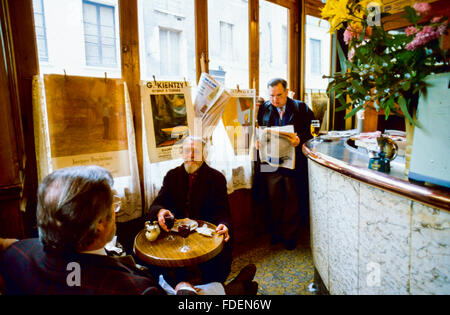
[
  {"xmin": 194, "ymin": 72, "xmax": 225, "ymax": 117},
  {"xmin": 141, "ymin": 81, "xmax": 195, "ymax": 162},
  {"xmin": 193, "ymin": 72, "xmax": 231, "ymax": 139},
  {"xmin": 258, "ymin": 125, "xmax": 296, "ymax": 169}
]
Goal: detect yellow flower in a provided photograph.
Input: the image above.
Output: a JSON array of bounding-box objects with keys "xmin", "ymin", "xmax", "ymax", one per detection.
[
  {"xmin": 321, "ymin": 0, "xmax": 351, "ymax": 33},
  {"xmin": 321, "ymin": 0, "xmax": 384, "ymax": 33}
]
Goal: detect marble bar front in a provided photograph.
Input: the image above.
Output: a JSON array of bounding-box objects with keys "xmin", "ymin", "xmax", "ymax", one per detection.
[{"xmin": 302, "ymin": 138, "xmax": 450, "ymax": 295}]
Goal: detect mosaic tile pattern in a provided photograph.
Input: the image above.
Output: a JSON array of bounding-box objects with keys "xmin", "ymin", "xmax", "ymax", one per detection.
[{"xmin": 227, "ymin": 235, "xmax": 316, "ymax": 295}]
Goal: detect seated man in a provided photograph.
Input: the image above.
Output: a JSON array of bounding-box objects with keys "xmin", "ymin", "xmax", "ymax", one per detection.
[
  {"xmin": 0, "ymin": 166, "xmax": 257, "ymax": 295},
  {"xmin": 149, "ymin": 136, "xmax": 233, "ymax": 284}
]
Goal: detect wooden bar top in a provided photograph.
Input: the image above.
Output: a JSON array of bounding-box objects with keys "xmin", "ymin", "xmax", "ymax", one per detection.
[{"xmin": 302, "ymin": 138, "xmax": 450, "ymax": 211}]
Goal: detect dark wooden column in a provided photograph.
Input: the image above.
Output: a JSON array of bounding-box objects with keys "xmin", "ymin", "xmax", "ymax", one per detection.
[
  {"xmin": 195, "ymin": 0, "xmax": 209, "ymax": 81},
  {"xmin": 0, "ymin": 0, "xmax": 39, "ymax": 238},
  {"xmin": 118, "ymin": 0, "xmax": 145, "ymax": 210},
  {"xmin": 249, "ymin": 0, "xmax": 260, "ymax": 94}
]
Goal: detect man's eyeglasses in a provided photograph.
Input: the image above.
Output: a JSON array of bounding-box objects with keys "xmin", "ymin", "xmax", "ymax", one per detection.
[{"xmin": 112, "ymin": 195, "xmax": 121, "ymax": 213}]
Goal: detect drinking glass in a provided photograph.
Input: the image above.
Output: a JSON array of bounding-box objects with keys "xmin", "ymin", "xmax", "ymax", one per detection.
[
  {"xmin": 178, "ymin": 224, "xmax": 191, "ymax": 253},
  {"xmin": 164, "ymin": 214, "xmax": 175, "ymax": 241},
  {"xmin": 310, "ymin": 120, "xmax": 321, "ymax": 143}
]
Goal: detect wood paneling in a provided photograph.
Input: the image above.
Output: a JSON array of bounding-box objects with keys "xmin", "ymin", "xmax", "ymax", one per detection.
[
  {"xmin": 249, "ymin": 0, "xmax": 259, "ymax": 93},
  {"xmin": 195, "ymin": 0, "xmax": 209, "ymax": 81},
  {"xmin": 0, "ymin": 11, "xmax": 20, "ymax": 188},
  {"xmin": 304, "ymin": 0, "xmax": 324, "ymax": 18},
  {"xmin": 118, "ymin": 0, "xmax": 145, "ymax": 208},
  {"xmin": 0, "ymin": 0, "xmax": 38, "ymax": 238}
]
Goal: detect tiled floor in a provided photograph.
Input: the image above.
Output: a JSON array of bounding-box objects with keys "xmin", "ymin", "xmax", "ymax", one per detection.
[{"xmin": 227, "ymin": 230, "xmax": 316, "ymax": 295}]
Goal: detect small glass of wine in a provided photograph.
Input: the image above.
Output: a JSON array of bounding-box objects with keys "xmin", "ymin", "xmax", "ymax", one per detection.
[
  {"xmin": 178, "ymin": 224, "xmax": 191, "ymax": 253},
  {"xmin": 310, "ymin": 120, "xmax": 321, "ymax": 144},
  {"xmin": 164, "ymin": 214, "xmax": 175, "ymax": 241}
]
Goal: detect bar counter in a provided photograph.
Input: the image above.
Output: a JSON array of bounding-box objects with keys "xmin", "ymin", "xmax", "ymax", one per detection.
[{"xmin": 302, "ymin": 137, "xmax": 450, "ymax": 295}]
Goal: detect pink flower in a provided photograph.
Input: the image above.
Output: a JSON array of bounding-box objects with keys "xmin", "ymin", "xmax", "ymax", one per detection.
[
  {"xmin": 437, "ymin": 22, "xmax": 448, "ymax": 36},
  {"xmin": 344, "ymin": 27, "xmax": 353, "ymax": 45},
  {"xmin": 405, "ymin": 26, "xmax": 418, "ymax": 36},
  {"xmin": 413, "ymin": 2, "xmax": 431, "ymax": 16},
  {"xmin": 431, "ymin": 16, "xmax": 442, "ymax": 23},
  {"xmin": 343, "ymin": 24, "xmax": 372, "ymax": 45},
  {"xmin": 348, "ymin": 47, "xmax": 355, "ymax": 61},
  {"xmin": 406, "ymin": 25, "xmax": 440, "ymax": 50}
]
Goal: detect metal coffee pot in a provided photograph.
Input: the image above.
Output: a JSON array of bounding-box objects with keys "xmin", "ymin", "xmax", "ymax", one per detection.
[{"xmin": 376, "ymin": 136, "xmax": 398, "ymax": 161}]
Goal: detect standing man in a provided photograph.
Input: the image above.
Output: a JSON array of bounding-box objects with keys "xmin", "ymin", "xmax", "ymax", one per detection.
[
  {"xmin": 255, "ymin": 78, "xmax": 315, "ymax": 250},
  {"xmin": 149, "ymin": 136, "xmax": 233, "ymax": 284}
]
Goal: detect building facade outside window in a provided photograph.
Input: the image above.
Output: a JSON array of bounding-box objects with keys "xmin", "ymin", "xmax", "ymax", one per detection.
[
  {"xmin": 304, "ymin": 15, "xmax": 331, "ymax": 129},
  {"xmin": 33, "ymin": 0, "xmax": 121, "ymax": 78},
  {"xmin": 138, "ymin": 0, "xmax": 195, "ymax": 85},
  {"xmin": 208, "ymin": 0, "xmax": 249, "ymax": 88},
  {"xmin": 259, "ymin": 0, "xmax": 288, "ymax": 95}
]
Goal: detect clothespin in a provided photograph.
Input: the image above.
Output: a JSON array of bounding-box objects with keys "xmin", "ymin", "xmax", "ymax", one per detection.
[
  {"xmin": 184, "ymin": 77, "xmax": 188, "ymax": 87},
  {"xmin": 153, "ymin": 75, "xmax": 157, "ymax": 85},
  {"xmin": 104, "ymin": 72, "xmax": 107, "ymax": 83},
  {"xmin": 237, "ymin": 84, "xmax": 240, "ymax": 92},
  {"xmin": 64, "ymin": 69, "xmax": 67, "ymax": 80}
]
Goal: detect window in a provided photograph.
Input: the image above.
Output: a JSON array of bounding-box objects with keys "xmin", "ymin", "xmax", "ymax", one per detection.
[
  {"xmin": 282, "ymin": 25, "xmax": 287, "ymax": 65},
  {"xmin": 220, "ymin": 21, "xmax": 234, "ymax": 60},
  {"xmin": 208, "ymin": 0, "xmax": 249, "ymax": 88},
  {"xmin": 303, "ymin": 15, "xmax": 331, "ymax": 129},
  {"xmin": 83, "ymin": 1, "xmax": 117, "ymax": 67},
  {"xmin": 268, "ymin": 23, "xmax": 273, "ymax": 64},
  {"xmin": 33, "ymin": 0, "xmax": 49, "ymax": 62},
  {"xmin": 310, "ymin": 39, "xmax": 321, "ymax": 74},
  {"xmin": 259, "ymin": 0, "xmax": 288, "ymax": 94},
  {"xmin": 159, "ymin": 28, "xmax": 181, "ymax": 76},
  {"xmin": 138, "ymin": 0, "xmax": 195, "ymax": 84}
]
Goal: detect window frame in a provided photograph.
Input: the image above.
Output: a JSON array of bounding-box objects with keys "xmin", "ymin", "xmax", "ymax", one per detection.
[{"xmin": 32, "ymin": 0, "xmax": 49, "ymax": 62}]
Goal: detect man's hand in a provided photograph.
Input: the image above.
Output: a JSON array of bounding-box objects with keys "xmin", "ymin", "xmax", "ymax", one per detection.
[
  {"xmin": 216, "ymin": 224, "xmax": 230, "ymax": 242},
  {"xmin": 157, "ymin": 209, "xmax": 173, "ymax": 232},
  {"xmin": 290, "ymin": 134, "xmax": 300, "ymax": 147},
  {"xmin": 284, "ymin": 133, "xmax": 300, "ymax": 147},
  {"xmin": 175, "ymin": 282, "xmax": 199, "ymax": 294},
  {"xmin": 255, "ymin": 139, "xmax": 260, "ymax": 150}
]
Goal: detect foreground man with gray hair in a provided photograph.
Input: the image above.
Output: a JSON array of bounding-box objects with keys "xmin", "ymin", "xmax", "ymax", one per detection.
[{"xmin": 0, "ymin": 165, "xmax": 257, "ymax": 295}]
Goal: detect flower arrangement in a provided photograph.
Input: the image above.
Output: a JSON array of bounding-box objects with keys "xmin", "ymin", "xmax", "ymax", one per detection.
[{"xmin": 321, "ymin": 0, "xmax": 449, "ymax": 123}]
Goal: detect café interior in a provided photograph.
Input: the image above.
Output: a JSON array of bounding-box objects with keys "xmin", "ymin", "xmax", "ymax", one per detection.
[{"xmin": 0, "ymin": 0, "xmax": 449, "ymax": 295}]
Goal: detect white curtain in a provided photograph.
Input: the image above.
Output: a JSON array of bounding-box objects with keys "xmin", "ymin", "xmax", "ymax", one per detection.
[{"xmin": 142, "ymin": 116, "xmax": 253, "ymax": 215}]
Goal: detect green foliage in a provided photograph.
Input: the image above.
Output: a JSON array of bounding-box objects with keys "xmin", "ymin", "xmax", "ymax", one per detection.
[{"xmin": 324, "ymin": 3, "xmax": 449, "ymax": 125}]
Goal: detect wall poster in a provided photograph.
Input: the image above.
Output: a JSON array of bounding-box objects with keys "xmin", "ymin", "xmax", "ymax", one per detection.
[
  {"xmin": 141, "ymin": 81, "xmax": 194, "ymax": 162},
  {"xmin": 43, "ymin": 74, "xmax": 131, "ymax": 177},
  {"xmin": 221, "ymin": 88, "xmax": 256, "ymax": 155}
]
